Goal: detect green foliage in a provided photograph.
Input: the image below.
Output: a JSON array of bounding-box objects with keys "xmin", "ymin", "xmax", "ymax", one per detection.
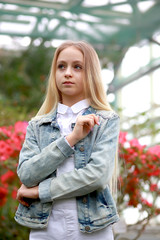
[
  {"xmin": 0, "ymin": 220, "xmax": 29, "ymax": 240},
  {"xmin": 0, "ymin": 101, "xmax": 35, "ymax": 126},
  {"xmin": 0, "ymin": 44, "xmax": 55, "ymax": 113}
]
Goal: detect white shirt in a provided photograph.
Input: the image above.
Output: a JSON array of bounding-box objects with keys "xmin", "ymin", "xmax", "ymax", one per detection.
[{"xmin": 57, "ymin": 99, "xmax": 89, "ymax": 136}]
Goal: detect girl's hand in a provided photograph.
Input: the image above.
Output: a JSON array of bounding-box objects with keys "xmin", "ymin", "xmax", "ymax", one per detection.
[
  {"xmin": 66, "ymin": 114, "xmax": 99, "ymax": 146},
  {"xmin": 16, "ymin": 184, "xmax": 39, "ymax": 207}
]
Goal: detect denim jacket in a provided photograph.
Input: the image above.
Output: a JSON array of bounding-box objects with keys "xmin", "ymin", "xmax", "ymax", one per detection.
[{"xmin": 15, "ymin": 106, "xmax": 120, "ymax": 233}]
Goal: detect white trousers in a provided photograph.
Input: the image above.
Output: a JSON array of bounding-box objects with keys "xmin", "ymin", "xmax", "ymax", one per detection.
[{"xmin": 30, "ymin": 209, "xmax": 114, "ymax": 240}]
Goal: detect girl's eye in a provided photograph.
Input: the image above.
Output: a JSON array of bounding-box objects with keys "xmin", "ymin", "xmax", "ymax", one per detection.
[
  {"xmin": 58, "ymin": 64, "xmax": 65, "ymax": 69},
  {"xmin": 74, "ymin": 65, "xmax": 82, "ymax": 70}
]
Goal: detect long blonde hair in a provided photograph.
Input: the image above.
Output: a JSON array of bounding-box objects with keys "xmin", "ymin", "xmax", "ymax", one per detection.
[
  {"xmin": 36, "ymin": 40, "xmax": 118, "ymax": 195},
  {"xmin": 36, "ymin": 40, "xmax": 112, "ymax": 116}
]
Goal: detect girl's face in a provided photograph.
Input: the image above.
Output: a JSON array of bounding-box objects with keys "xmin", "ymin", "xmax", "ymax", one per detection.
[{"xmin": 55, "ymin": 46, "xmax": 85, "ymax": 106}]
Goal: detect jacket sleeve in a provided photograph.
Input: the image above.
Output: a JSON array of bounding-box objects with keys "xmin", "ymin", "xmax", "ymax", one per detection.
[
  {"xmin": 17, "ymin": 121, "xmax": 74, "ymax": 187},
  {"xmin": 39, "ymin": 113, "xmax": 120, "ymax": 203}
]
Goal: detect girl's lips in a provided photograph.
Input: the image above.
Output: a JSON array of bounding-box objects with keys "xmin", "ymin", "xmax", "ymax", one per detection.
[{"xmin": 63, "ymin": 81, "xmax": 74, "ymax": 84}]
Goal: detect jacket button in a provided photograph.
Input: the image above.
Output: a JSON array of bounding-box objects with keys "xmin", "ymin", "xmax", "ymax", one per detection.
[
  {"xmin": 85, "ymin": 226, "xmax": 90, "ymax": 231},
  {"xmin": 82, "ymin": 197, "xmax": 87, "ymax": 204},
  {"xmin": 79, "ymin": 147, "xmax": 84, "ymax": 152}
]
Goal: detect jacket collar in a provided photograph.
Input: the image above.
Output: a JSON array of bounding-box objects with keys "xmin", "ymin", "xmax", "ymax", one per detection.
[
  {"xmin": 82, "ymin": 106, "xmax": 96, "ymax": 116},
  {"xmin": 38, "ymin": 110, "xmax": 57, "ymax": 127}
]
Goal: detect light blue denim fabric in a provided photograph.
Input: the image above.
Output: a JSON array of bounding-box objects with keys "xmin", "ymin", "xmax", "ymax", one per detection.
[{"xmin": 15, "ymin": 106, "xmax": 120, "ymax": 233}]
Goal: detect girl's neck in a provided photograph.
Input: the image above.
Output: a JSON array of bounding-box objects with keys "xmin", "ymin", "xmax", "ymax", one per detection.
[{"xmin": 61, "ymin": 96, "xmax": 86, "ymax": 107}]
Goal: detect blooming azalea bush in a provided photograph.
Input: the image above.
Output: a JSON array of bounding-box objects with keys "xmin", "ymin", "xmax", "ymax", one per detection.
[
  {"xmin": 117, "ymin": 132, "xmax": 160, "ymax": 239},
  {"xmin": 0, "ymin": 123, "xmax": 160, "ymax": 239},
  {"xmin": 0, "ymin": 121, "xmax": 29, "ymax": 239}
]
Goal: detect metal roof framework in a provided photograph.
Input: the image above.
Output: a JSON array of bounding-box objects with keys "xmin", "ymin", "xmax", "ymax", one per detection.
[
  {"xmin": 0, "ymin": 0, "xmax": 160, "ymax": 92},
  {"xmin": 1, "ymin": 1, "xmax": 160, "ymax": 46}
]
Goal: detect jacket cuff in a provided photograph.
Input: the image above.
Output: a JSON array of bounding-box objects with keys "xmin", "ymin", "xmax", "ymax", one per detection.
[
  {"xmin": 39, "ymin": 178, "xmax": 52, "ymax": 203},
  {"xmin": 56, "ymin": 136, "xmax": 74, "ymax": 157},
  {"xmin": 64, "ymin": 136, "xmax": 74, "ymax": 149}
]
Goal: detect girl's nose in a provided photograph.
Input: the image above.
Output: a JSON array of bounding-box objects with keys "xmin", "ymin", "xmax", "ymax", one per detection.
[{"xmin": 65, "ymin": 67, "xmax": 72, "ymax": 78}]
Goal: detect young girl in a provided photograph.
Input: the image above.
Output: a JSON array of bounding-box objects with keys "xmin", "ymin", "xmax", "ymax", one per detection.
[{"xmin": 15, "ymin": 40, "xmax": 120, "ymax": 240}]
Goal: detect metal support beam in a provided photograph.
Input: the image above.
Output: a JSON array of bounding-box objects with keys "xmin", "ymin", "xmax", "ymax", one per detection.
[{"xmin": 108, "ymin": 57, "xmax": 160, "ymax": 93}]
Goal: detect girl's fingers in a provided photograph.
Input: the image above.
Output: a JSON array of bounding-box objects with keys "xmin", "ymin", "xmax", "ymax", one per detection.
[
  {"xmin": 79, "ymin": 117, "xmax": 94, "ymax": 130},
  {"xmin": 80, "ymin": 114, "xmax": 99, "ymax": 127},
  {"xmin": 17, "ymin": 191, "xmax": 29, "ymax": 207},
  {"xmin": 67, "ymin": 115, "xmax": 100, "ymax": 145},
  {"xmin": 19, "ymin": 197, "xmax": 30, "ymax": 207}
]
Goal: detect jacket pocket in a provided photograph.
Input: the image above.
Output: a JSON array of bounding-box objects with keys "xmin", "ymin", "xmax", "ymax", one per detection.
[{"xmin": 15, "ymin": 200, "xmax": 52, "ymax": 225}]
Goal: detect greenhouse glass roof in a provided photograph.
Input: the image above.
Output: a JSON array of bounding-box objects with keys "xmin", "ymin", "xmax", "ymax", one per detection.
[{"xmin": 0, "ymin": 0, "xmax": 160, "ymax": 50}]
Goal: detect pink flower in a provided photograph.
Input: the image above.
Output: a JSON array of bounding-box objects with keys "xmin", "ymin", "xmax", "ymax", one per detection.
[
  {"xmin": 148, "ymin": 145, "xmax": 160, "ymax": 158},
  {"xmin": 0, "ymin": 186, "xmax": 8, "ymax": 206},
  {"xmin": 12, "ymin": 187, "xmax": 18, "ymax": 199},
  {"xmin": 148, "ymin": 169, "xmax": 160, "ymax": 177},
  {"xmin": 119, "ymin": 132, "xmax": 127, "ymax": 145},
  {"xmin": 0, "ymin": 121, "xmax": 27, "ymax": 161},
  {"xmin": 140, "ymin": 154, "xmax": 146, "ymax": 164},
  {"xmin": 129, "ymin": 138, "xmax": 146, "ymax": 149},
  {"xmin": 0, "ymin": 140, "xmax": 13, "ymax": 161},
  {"xmin": 14, "ymin": 121, "xmax": 28, "ymax": 135},
  {"xmin": 150, "ymin": 184, "xmax": 158, "ymax": 192},
  {"xmin": 141, "ymin": 198, "xmax": 153, "ymax": 207},
  {"xmin": 1, "ymin": 170, "xmax": 16, "ymax": 184}
]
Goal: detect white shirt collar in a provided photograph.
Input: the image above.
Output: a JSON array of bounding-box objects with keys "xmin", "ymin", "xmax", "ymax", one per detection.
[{"xmin": 57, "ymin": 99, "xmax": 89, "ymax": 114}]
